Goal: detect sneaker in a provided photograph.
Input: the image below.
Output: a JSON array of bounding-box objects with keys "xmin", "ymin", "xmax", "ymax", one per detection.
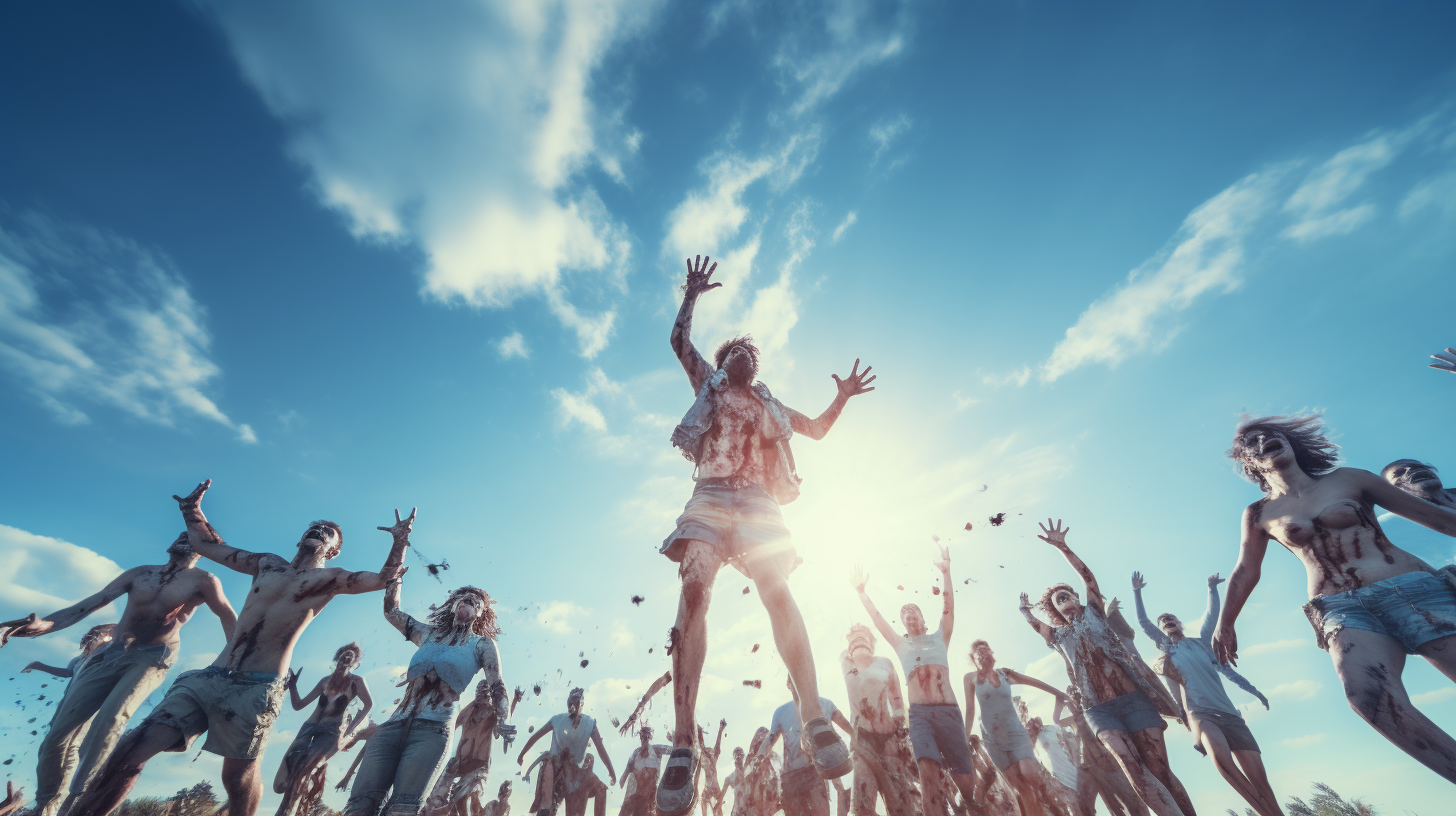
[
  {"xmin": 803, "ymin": 717, "xmax": 852, "ymax": 779},
  {"xmin": 655, "ymin": 747, "xmax": 700, "ymax": 816}
]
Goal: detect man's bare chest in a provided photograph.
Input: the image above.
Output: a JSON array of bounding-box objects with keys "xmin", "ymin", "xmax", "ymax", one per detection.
[{"xmin": 129, "ymin": 570, "xmax": 199, "ymax": 611}]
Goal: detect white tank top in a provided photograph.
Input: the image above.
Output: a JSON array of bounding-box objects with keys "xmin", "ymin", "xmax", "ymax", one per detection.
[{"xmin": 893, "ymin": 630, "xmax": 949, "ymax": 673}]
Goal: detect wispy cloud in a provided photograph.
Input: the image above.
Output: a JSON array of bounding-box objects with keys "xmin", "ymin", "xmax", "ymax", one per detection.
[
  {"xmin": 0, "ymin": 212, "xmax": 253, "ymax": 442},
  {"xmin": 496, "ymin": 331, "xmax": 531, "ymax": 360},
  {"xmin": 869, "ymin": 113, "xmax": 911, "ymax": 164},
  {"xmin": 1265, "ymin": 679, "xmax": 1322, "ymax": 701},
  {"xmin": 830, "ymin": 211, "xmax": 858, "ymax": 244},
  {"xmin": 0, "ymin": 524, "xmax": 123, "ymax": 628},
  {"xmin": 203, "ymin": 0, "xmax": 665, "ymax": 357},
  {"xmin": 551, "ymin": 367, "xmax": 624, "ymax": 432},
  {"xmin": 536, "ymin": 600, "xmax": 590, "ymax": 634},
  {"xmin": 775, "ymin": 0, "xmax": 911, "ymax": 115},
  {"xmin": 1411, "ymin": 687, "xmax": 1456, "ymax": 706},
  {"xmin": 1240, "ymin": 638, "xmax": 1305, "ymax": 659},
  {"xmin": 1280, "ymin": 732, "xmax": 1328, "ymax": 748}
]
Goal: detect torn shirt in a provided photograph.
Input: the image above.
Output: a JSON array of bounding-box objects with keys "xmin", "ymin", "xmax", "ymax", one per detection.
[
  {"xmin": 671, "ymin": 370, "xmax": 803, "ymax": 505},
  {"xmin": 1049, "ymin": 604, "xmax": 1180, "ymax": 719}
]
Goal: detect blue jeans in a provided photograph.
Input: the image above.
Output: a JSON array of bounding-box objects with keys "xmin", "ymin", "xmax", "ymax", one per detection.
[{"xmin": 344, "ymin": 719, "xmax": 451, "ymax": 816}]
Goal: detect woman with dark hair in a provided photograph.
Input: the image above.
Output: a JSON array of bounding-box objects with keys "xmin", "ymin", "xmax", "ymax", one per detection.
[
  {"xmin": 1214, "ymin": 413, "xmax": 1456, "ymax": 782},
  {"xmin": 274, "ymin": 642, "xmax": 373, "ymax": 816},
  {"xmin": 344, "ymin": 581, "xmax": 513, "ymax": 816},
  {"xmin": 1019, "ymin": 520, "xmax": 1190, "ymax": 816}
]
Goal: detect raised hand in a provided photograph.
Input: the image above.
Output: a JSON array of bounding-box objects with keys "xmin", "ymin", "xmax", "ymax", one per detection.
[
  {"xmin": 172, "ymin": 479, "xmax": 211, "ymax": 518},
  {"xmin": 850, "ymin": 565, "xmax": 870, "ymax": 592},
  {"xmin": 285, "ymin": 669, "xmax": 302, "ymax": 690},
  {"xmin": 684, "ymin": 255, "xmax": 721, "ymax": 298},
  {"xmin": 1430, "ymin": 347, "xmax": 1455, "ymax": 374},
  {"xmin": 1131, "ymin": 571, "xmax": 1146, "ymax": 591},
  {"xmin": 1106, "ymin": 597, "xmax": 1121, "ymax": 615},
  {"xmin": 1208, "ymin": 573, "xmax": 1226, "ymax": 588},
  {"xmin": 0, "ymin": 614, "xmax": 39, "ymax": 647},
  {"xmin": 378, "ymin": 507, "xmax": 417, "ymax": 541},
  {"xmin": 1212, "ymin": 621, "xmax": 1238, "ymax": 666},
  {"xmin": 832, "ymin": 359, "xmax": 876, "ymax": 400},
  {"xmin": 934, "ymin": 545, "xmax": 951, "ymax": 575},
  {"xmin": 1018, "ymin": 592, "xmax": 1033, "ymax": 612},
  {"xmin": 1036, "ymin": 519, "xmax": 1070, "ymax": 549}
]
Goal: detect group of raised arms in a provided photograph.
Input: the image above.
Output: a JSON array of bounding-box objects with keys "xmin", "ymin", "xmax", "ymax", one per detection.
[{"xmin": 0, "ymin": 255, "xmax": 1450, "ymax": 816}]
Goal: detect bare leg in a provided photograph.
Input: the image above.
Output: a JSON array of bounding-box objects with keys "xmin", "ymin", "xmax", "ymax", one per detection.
[
  {"xmin": 1231, "ymin": 751, "xmax": 1283, "ymax": 816},
  {"xmin": 672, "ymin": 541, "xmax": 722, "ymax": 748},
  {"xmin": 1332, "ymin": 628, "xmax": 1456, "ymax": 782},
  {"xmin": 1193, "ymin": 723, "xmax": 1277, "ymax": 816},
  {"xmin": 1126, "ymin": 729, "xmax": 1192, "ymax": 816},
  {"xmin": 915, "ymin": 758, "xmax": 944, "ymax": 816},
  {"xmin": 751, "ymin": 565, "xmax": 823, "ymax": 723},
  {"xmin": 944, "ymin": 773, "xmax": 977, "ymax": 816},
  {"xmin": 1001, "ymin": 762, "xmax": 1042, "ymax": 816},
  {"xmin": 1418, "ymin": 633, "xmax": 1456, "ymax": 683},
  {"xmin": 67, "ymin": 722, "xmax": 183, "ymax": 816},
  {"xmin": 1097, "ymin": 731, "xmax": 1183, "ymax": 816},
  {"xmin": 221, "ymin": 757, "xmax": 264, "ymax": 816},
  {"xmin": 276, "ymin": 746, "xmax": 333, "ymax": 816}
]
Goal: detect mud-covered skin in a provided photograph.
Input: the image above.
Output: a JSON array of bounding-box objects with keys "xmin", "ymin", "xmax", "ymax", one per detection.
[
  {"xmin": 851, "ymin": 550, "xmax": 958, "ymax": 707},
  {"xmin": 840, "ymin": 631, "xmax": 917, "ymax": 816},
  {"xmin": 698, "ymin": 720, "xmax": 728, "ymax": 816},
  {"xmin": 963, "ymin": 642, "xmax": 1071, "ymax": 816},
  {"xmin": 1383, "ymin": 459, "xmax": 1456, "ymax": 509},
  {"xmin": 273, "ymin": 652, "xmax": 373, "ymax": 816}
]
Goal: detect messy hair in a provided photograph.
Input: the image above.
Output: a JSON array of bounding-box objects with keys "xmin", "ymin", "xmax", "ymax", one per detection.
[
  {"xmin": 334, "ymin": 642, "xmax": 362, "ymax": 662},
  {"xmin": 80, "ymin": 623, "xmax": 115, "ymax": 651},
  {"xmin": 714, "ymin": 335, "xmax": 760, "ymax": 371},
  {"xmin": 311, "ymin": 520, "xmax": 344, "ymax": 557},
  {"xmin": 1228, "ymin": 414, "xmax": 1340, "ymax": 493},
  {"xmin": 1156, "ymin": 613, "xmax": 1178, "ymax": 627},
  {"xmin": 427, "ymin": 586, "xmax": 500, "ymax": 638},
  {"xmin": 969, "ymin": 639, "xmax": 991, "ymax": 656},
  {"xmin": 1382, "ymin": 459, "xmax": 1436, "ymax": 479},
  {"xmin": 1038, "ymin": 583, "xmax": 1079, "ymax": 627}
]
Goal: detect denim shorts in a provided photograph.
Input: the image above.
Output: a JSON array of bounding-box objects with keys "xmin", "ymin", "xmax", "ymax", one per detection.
[
  {"xmin": 1304, "ymin": 571, "xmax": 1456, "ymax": 653},
  {"xmin": 1084, "ymin": 693, "xmax": 1164, "ymax": 736},
  {"xmin": 907, "ymin": 704, "xmax": 976, "ymax": 775}
]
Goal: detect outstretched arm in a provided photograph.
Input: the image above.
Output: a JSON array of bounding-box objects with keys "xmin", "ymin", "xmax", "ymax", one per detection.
[
  {"xmin": 1003, "ymin": 670, "xmax": 1071, "ymax": 704},
  {"xmin": 935, "ymin": 546, "xmax": 954, "ymax": 643},
  {"xmin": 290, "ymin": 673, "xmax": 323, "ymax": 711},
  {"xmin": 335, "ymin": 744, "xmax": 369, "ymax": 791},
  {"xmin": 1130, "ymin": 573, "xmax": 1170, "ymax": 650},
  {"xmin": 1052, "ymin": 697, "xmax": 1074, "ymax": 730},
  {"xmin": 671, "ymin": 255, "xmax": 718, "ymax": 393},
  {"xmin": 383, "ymin": 577, "xmax": 431, "ymax": 645},
  {"xmin": 515, "ymin": 722, "xmax": 552, "ymax": 765},
  {"xmin": 332, "ymin": 508, "xmax": 416, "ymax": 597},
  {"xmin": 1018, "ymin": 593, "xmax": 1055, "ymax": 646},
  {"xmin": 619, "ymin": 670, "xmax": 673, "ymax": 735},
  {"xmin": 1360, "ymin": 468, "xmax": 1456, "ymax": 537},
  {"xmin": 590, "ymin": 725, "xmax": 617, "ymax": 786},
  {"xmin": 22, "ymin": 662, "xmax": 73, "ymax": 678},
  {"xmin": 1201, "ymin": 574, "xmax": 1224, "ymax": 641},
  {"xmin": 1216, "ymin": 663, "xmax": 1270, "ymax": 709},
  {"xmin": 174, "ymin": 480, "xmax": 275, "ymax": 575},
  {"xmin": 851, "ymin": 566, "xmax": 903, "ymax": 648},
  {"xmin": 0, "ymin": 568, "xmax": 135, "ymax": 645},
  {"xmin": 713, "ymin": 718, "xmax": 727, "ymax": 756},
  {"xmin": 1213, "ymin": 503, "xmax": 1271, "ymax": 667},
  {"xmin": 1038, "ymin": 519, "xmax": 1104, "ymax": 613},
  {"xmin": 785, "ymin": 359, "xmax": 876, "ymax": 441}
]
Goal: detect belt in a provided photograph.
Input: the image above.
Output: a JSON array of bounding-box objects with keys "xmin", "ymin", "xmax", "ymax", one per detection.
[{"xmin": 200, "ymin": 666, "xmax": 279, "ymax": 683}]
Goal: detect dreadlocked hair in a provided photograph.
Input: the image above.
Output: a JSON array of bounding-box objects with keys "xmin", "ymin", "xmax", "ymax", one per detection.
[
  {"xmin": 713, "ymin": 335, "xmax": 760, "ymax": 371},
  {"xmin": 335, "ymin": 642, "xmax": 362, "ymax": 662},
  {"xmin": 1228, "ymin": 413, "xmax": 1341, "ymax": 493},
  {"xmin": 427, "ymin": 586, "xmax": 501, "ymax": 638},
  {"xmin": 1038, "ymin": 583, "xmax": 1079, "ymax": 627}
]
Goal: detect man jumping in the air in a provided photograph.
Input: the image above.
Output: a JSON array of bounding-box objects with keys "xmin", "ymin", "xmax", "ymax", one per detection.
[
  {"xmin": 657, "ymin": 254, "xmax": 874, "ymax": 816},
  {"xmin": 68, "ymin": 481, "xmax": 411, "ymax": 816}
]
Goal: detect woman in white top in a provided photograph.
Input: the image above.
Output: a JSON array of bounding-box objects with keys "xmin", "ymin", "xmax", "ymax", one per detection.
[
  {"xmin": 852, "ymin": 546, "xmax": 977, "ymax": 816},
  {"xmin": 344, "ymin": 581, "xmax": 512, "ymax": 816}
]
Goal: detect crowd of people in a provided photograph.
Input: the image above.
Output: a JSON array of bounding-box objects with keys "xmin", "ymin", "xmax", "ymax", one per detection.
[{"xmin": 0, "ymin": 259, "xmax": 1451, "ymax": 816}]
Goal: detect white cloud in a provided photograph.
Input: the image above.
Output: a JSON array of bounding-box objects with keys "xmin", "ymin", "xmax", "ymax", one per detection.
[
  {"xmin": 1411, "ymin": 687, "xmax": 1456, "ymax": 706},
  {"xmin": 1282, "ymin": 203, "xmax": 1376, "ymax": 242},
  {"xmin": 1399, "ymin": 170, "xmax": 1456, "ymax": 220},
  {"xmin": 1240, "ymin": 638, "xmax": 1305, "ymax": 659},
  {"xmin": 0, "ymin": 212, "xmax": 253, "ymax": 440},
  {"xmin": 1039, "ymin": 169, "xmax": 1283, "ymax": 383},
  {"xmin": 537, "ymin": 601, "xmax": 591, "ymax": 634},
  {"xmin": 1280, "ymin": 732, "xmax": 1328, "ymax": 748},
  {"xmin": 203, "ymin": 0, "xmax": 664, "ymax": 357},
  {"xmin": 774, "ymin": 0, "xmax": 911, "ymax": 115},
  {"xmin": 551, "ymin": 366, "xmax": 625, "ymax": 432},
  {"xmin": 496, "ymin": 331, "xmax": 531, "ymax": 360},
  {"xmin": 1281, "ymin": 127, "xmax": 1417, "ymax": 235},
  {"xmin": 0, "ymin": 524, "xmax": 124, "ymax": 625},
  {"xmin": 1265, "ymin": 679, "xmax": 1322, "ymax": 701},
  {"xmin": 982, "ymin": 366, "xmax": 1032, "ymax": 389},
  {"xmin": 830, "ymin": 211, "xmax": 857, "ymax": 244},
  {"xmin": 869, "ymin": 113, "xmax": 911, "ymax": 164}
]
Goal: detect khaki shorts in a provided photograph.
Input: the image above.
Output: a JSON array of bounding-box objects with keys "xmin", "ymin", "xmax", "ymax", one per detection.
[
  {"xmin": 146, "ymin": 667, "xmax": 284, "ymax": 759},
  {"xmin": 662, "ymin": 481, "xmax": 799, "ymax": 578}
]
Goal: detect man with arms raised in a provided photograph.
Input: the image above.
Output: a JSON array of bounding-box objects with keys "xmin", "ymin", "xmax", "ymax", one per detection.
[
  {"xmin": 70, "ymin": 480, "xmax": 412, "ymax": 816},
  {"xmin": 0, "ymin": 531, "xmax": 236, "ymax": 816},
  {"xmin": 658, "ymin": 254, "xmax": 874, "ymax": 815}
]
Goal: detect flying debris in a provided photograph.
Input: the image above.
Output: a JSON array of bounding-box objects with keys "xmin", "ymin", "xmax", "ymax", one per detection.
[
  {"xmin": 979, "ymin": 485, "xmax": 988, "ymax": 492},
  {"xmin": 580, "ymin": 660, "xmax": 589, "ymax": 668},
  {"xmin": 631, "ymin": 595, "xmax": 645, "ymax": 606},
  {"xmin": 989, "ymin": 513, "xmax": 1006, "ymax": 526},
  {"xmin": 532, "ymin": 684, "xmax": 542, "ymax": 696},
  {"xmin": 742, "ymin": 587, "xmax": 751, "ymax": 595},
  {"xmin": 750, "ymin": 644, "xmax": 760, "ymax": 653},
  {"xmin": 964, "ymin": 523, "xmax": 973, "ymax": 531},
  {"xmin": 612, "ymin": 718, "xmax": 621, "ymax": 728},
  {"xmin": 742, "ymin": 680, "xmax": 762, "ymax": 689},
  {"xmin": 932, "ymin": 587, "xmax": 941, "ymax": 595},
  {"xmin": 409, "ymin": 544, "xmax": 451, "ymax": 583},
  {"xmin": 896, "ymin": 585, "xmax": 904, "ymax": 591}
]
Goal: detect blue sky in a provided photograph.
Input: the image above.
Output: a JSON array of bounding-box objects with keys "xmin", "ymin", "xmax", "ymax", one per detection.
[{"xmin": 2, "ymin": 1, "xmax": 1455, "ymax": 813}]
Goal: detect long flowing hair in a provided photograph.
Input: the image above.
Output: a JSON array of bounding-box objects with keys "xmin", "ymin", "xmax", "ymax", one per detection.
[
  {"xmin": 426, "ymin": 586, "xmax": 501, "ymax": 638},
  {"xmin": 1038, "ymin": 583, "xmax": 1078, "ymax": 627},
  {"xmin": 1228, "ymin": 413, "xmax": 1341, "ymax": 493}
]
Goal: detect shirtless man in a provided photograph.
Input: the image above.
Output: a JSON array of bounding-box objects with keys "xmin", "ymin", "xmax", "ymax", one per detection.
[
  {"xmin": 1133, "ymin": 573, "xmax": 1277, "ymax": 816},
  {"xmin": 658, "ymin": 255, "xmax": 873, "ymax": 815},
  {"xmin": 0, "ymin": 529, "xmax": 236, "ymax": 816},
  {"xmin": 1020, "ymin": 520, "xmax": 1190, "ymax": 816},
  {"xmin": 275, "ymin": 643, "xmax": 373, "ymax": 816},
  {"xmin": 69, "ymin": 480, "xmax": 411, "ymax": 816},
  {"xmin": 1383, "ymin": 460, "xmax": 1456, "ymax": 509},
  {"xmin": 698, "ymin": 721, "xmax": 728, "ymax": 816},
  {"xmin": 1216, "ymin": 415, "xmax": 1456, "ymax": 782},
  {"xmin": 838, "ymin": 624, "xmax": 917, "ymax": 816},
  {"xmin": 621, "ymin": 727, "xmax": 673, "ymax": 816},
  {"xmin": 428, "ymin": 679, "xmax": 510, "ymax": 816},
  {"xmin": 515, "ymin": 688, "xmax": 617, "ymax": 816},
  {"xmin": 851, "ymin": 547, "xmax": 979, "ymax": 816}
]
